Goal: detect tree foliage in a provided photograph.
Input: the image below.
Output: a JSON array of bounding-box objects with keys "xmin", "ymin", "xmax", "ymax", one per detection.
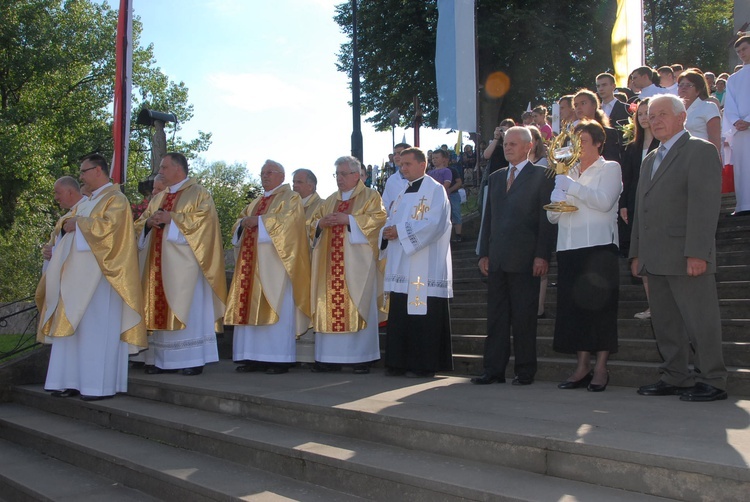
[
  {"xmin": 0, "ymin": 0, "xmax": 212, "ymax": 301},
  {"xmin": 334, "ymin": 0, "xmax": 733, "ymax": 135},
  {"xmin": 193, "ymin": 160, "xmax": 261, "ymax": 249}
]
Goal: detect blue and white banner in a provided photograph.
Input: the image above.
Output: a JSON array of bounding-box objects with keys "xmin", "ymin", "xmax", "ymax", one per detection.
[{"xmin": 436, "ymin": 0, "xmax": 476, "ymax": 132}]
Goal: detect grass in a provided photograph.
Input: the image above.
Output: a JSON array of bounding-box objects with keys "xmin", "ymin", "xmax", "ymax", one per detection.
[{"xmin": 0, "ymin": 334, "xmax": 39, "ymax": 362}]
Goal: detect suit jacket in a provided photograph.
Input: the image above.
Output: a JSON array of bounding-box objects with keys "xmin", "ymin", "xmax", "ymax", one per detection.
[
  {"xmin": 608, "ymin": 99, "xmax": 631, "ymax": 128},
  {"xmin": 478, "ymin": 163, "xmax": 556, "ymax": 274},
  {"xmin": 629, "ymin": 132, "xmax": 722, "ymax": 275}
]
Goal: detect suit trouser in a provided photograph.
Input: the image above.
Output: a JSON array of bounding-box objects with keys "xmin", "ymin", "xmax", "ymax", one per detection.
[
  {"xmin": 648, "ymin": 273, "xmax": 727, "ymax": 390},
  {"xmin": 484, "ymin": 269, "xmax": 539, "ymax": 378}
]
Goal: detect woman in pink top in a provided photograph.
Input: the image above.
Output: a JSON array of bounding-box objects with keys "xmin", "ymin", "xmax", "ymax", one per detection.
[{"xmin": 532, "ymin": 105, "xmax": 553, "ymax": 141}]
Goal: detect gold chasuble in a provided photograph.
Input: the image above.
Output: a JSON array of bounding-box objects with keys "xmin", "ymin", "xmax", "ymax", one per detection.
[
  {"xmin": 134, "ymin": 178, "xmax": 227, "ymax": 332},
  {"xmin": 36, "ymin": 185, "xmax": 147, "ymax": 348},
  {"xmin": 225, "ymin": 184, "xmax": 311, "ymax": 333},
  {"xmin": 310, "ymin": 182, "xmax": 386, "ymax": 333}
]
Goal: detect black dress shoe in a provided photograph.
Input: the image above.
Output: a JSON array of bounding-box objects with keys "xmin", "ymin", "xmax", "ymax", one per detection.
[
  {"xmin": 470, "ymin": 374, "xmax": 505, "ymax": 385},
  {"xmin": 637, "ymin": 380, "xmax": 694, "ymax": 396},
  {"xmin": 512, "ymin": 375, "xmax": 534, "ymax": 386},
  {"xmin": 144, "ymin": 365, "xmax": 177, "ymax": 375},
  {"xmin": 587, "ymin": 373, "xmax": 609, "ymax": 392},
  {"xmin": 679, "ymin": 382, "xmax": 728, "ymax": 402},
  {"xmin": 405, "ymin": 370, "xmax": 435, "ymax": 378},
  {"xmin": 80, "ymin": 395, "xmax": 113, "ymax": 402},
  {"xmin": 352, "ymin": 364, "xmax": 370, "ymax": 374},
  {"xmin": 266, "ymin": 365, "xmax": 289, "ymax": 375},
  {"xmin": 311, "ymin": 362, "xmax": 342, "ymax": 373},
  {"xmin": 558, "ymin": 372, "xmax": 593, "ymax": 390},
  {"xmin": 51, "ymin": 389, "xmax": 80, "ymax": 398},
  {"xmin": 181, "ymin": 366, "xmax": 203, "ymax": 376}
]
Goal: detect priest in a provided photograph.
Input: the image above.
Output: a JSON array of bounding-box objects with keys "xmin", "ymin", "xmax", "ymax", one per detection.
[
  {"xmin": 380, "ymin": 147, "xmax": 453, "ymax": 377},
  {"xmin": 309, "ymin": 156, "xmax": 386, "ymax": 374},
  {"xmin": 226, "ymin": 160, "xmax": 311, "ymax": 374},
  {"xmin": 37, "ymin": 154, "xmax": 147, "ymax": 400},
  {"xmin": 135, "ymin": 152, "xmax": 227, "ymax": 376}
]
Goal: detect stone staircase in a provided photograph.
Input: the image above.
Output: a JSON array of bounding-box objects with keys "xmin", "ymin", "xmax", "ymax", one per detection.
[
  {"xmin": 449, "ymin": 194, "xmax": 750, "ymax": 395},
  {"xmin": 0, "ymin": 195, "xmax": 748, "ymax": 501}
]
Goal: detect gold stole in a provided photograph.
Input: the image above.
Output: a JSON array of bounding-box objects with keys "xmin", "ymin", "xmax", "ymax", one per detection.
[
  {"xmin": 323, "ymin": 198, "xmax": 364, "ymax": 332},
  {"xmin": 234, "ymin": 194, "xmax": 276, "ymax": 325},
  {"xmin": 146, "ymin": 190, "xmax": 183, "ymax": 330}
]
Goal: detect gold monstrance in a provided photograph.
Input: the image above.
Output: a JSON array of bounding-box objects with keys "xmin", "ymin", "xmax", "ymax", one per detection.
[{"xmin": 543, "ymin": 129, "xmax": 582, "ymax": 212}]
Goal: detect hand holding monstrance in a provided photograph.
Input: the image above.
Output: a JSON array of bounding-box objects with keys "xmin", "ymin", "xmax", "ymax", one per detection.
[{"xmin": 543, "ymin": 129, "xmax": 582, "ymax": 212}]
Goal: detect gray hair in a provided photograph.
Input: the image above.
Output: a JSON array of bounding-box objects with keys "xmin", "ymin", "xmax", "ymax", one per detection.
[
  {"xmin": 55, "ymin": 176, "xmax": 80, "ymax": 192},
  {"xmin": 292, "ymin": 168, "xmax": 317, "ymax": 187},
  {"xmin": 649, "ymin": 93, "xmax": 686, "ymax": 116},
  {"xmin": 506, "ymin": 126, "xmax": 533, "ymax": 143},
  {"xmin": 334, "ymin": 156, "xmax": 361, "ymax": 173},
  {"xmin": 264, "ymin": 159, "xmax": 285, "ymax": 175}
]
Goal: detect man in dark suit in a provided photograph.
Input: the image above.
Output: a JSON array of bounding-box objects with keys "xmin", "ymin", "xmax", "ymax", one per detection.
[
  {"xmin": 473, "ymin": 127, "xmax": 556, "ymax": 385},
  {"xmin": 630, "ymin": 94, "xmax": 727, "ymax": 402},
  {"xmin": 596, "ymin": 73, "xmax": 630, "ymax": 128}
]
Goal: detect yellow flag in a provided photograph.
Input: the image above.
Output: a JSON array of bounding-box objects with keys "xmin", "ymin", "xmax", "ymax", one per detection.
[
  {"xmin": 611, "ymin": 0, "xmax": 643, "ymax": 87},
  {"xmin": 454, "ymin": 131, "xmax": 462, "ymax": 156}
]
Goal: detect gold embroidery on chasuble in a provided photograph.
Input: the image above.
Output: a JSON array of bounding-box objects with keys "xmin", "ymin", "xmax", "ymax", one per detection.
[
  {"xmin": 234, "ymin": 195, "xmax": 278, "ymax": 325},
  {"xmin": 323, "ymin": 198, "xmax": 364, "ymax": 333},
  {"xmin": 146, "ymin": 190, "xmax": 184, "ymax": 330},
  {"xmin": 411, "ymin": 196, "xmax": 430, "ymax": 220}
]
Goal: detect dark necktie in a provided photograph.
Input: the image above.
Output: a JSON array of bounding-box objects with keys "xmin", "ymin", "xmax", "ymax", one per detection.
[{"xmin": 507, "ymin": 166, "xmax": 517, "ymax": 191}]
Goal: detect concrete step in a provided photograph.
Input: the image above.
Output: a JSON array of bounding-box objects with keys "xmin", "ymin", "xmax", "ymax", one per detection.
[
  {"xmin": 451, "ymin": 334, "xmax": 750, "ymax": 367},
  {"xmin": 449, "ymin": 299, "xmax": 750, "ymax": 319},
  {"xmin": 450, "ymin": 353, "xmax": 750, "ymax": 396},
  {"xmin": 49, "ymin": 366, "xmax": 750, "ymax": 500},
  {"xmin": 3, "ymin": 389, "xmax": 665, "ymax": 502},
  {"xmin": 0, "ymin": 437, "xmax": 158, "ymax": 502},
  {"xmin": 0, "ymin": 402, "xmax": 360, "ymax": 502}
]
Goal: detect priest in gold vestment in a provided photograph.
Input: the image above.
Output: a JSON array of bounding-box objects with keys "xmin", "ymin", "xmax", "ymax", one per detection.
[
  {"xmin": 135, "ymin": 152, "xmax": 227, "ymax": 376},
  {"xmin": 37, "ymin": 154, "xmax": 147, "ymax": 400},
  {"xmin": 226, "ymin": 160, "xmax": 311, "ymax": 374},
  {"xmin": 309, "ymin": 156, "xmax": 386, "ymax": 373},
  {"xmin": 41, "ymin": 176, "xmax": 84, "ymax": 273},
  {"xmin": 292, "ymin": 168, "xmax": 324, "ymax": 363}
]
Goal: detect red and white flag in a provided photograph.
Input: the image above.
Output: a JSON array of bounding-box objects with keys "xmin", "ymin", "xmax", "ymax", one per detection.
[{"xmin": 112, "ymin": 0, "xmax": 133, "ymax": 185}]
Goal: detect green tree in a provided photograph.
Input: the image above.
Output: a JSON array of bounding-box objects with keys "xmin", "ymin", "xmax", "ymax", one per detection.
[
  {"xmin": 193, "ymin": 160, "xmax": 261, "ymax": 250},
  {"xmin": 0, "ymin": 0, "xmax": 211, "ymax": 301}
]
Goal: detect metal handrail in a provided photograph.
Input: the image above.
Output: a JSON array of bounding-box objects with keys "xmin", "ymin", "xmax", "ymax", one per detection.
[{"xmin": 0, "ymin": 297, "xmax": 40, "ymax": 360}]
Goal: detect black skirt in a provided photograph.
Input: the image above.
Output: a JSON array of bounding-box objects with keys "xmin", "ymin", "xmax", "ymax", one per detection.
[{"xmin": 553, "ymin": 244, "xmax": 619, "ymax": 354}]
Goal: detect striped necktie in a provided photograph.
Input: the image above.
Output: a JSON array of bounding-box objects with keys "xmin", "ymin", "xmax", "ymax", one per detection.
[
  {"xmin": 651, "ymin": 145, "xmax": 667, "ymax": 179},
  {"xmin": 507, "ymin": 166, "xmax": 517, "ymax": 191}
]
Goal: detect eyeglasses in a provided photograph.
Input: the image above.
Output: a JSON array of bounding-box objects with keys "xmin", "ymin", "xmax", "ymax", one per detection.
[
  {"xmin": 677, "ymin": 83, "xmax": 695, "ymax": 89},
  {"xmin": 79, "ymin": 165, "xmax": 98, "ymax": 174},
  {"xmin": 260, "ymin": 170, "xmax": 282, "ymax": 177},
  {"xmin": 333, "ymin": 172, "xmax": 358, "ymax": 178}
]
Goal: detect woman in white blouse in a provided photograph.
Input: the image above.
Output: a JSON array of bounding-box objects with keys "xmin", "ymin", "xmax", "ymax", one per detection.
[
  {"xmin": 548, "ymin": 121, "xmax": 622, "ymax": 392},
  {"xmin": 678, "ymin": 69, "xmax": 721, "ymax": 153}
]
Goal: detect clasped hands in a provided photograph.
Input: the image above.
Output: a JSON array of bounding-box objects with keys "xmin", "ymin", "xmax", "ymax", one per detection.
[
  {"xmin": 318, "ymin": 212, "xmax": 349, "ymax": 228},
  {"xmin": 734, "ymin": 119, "xmax": 749, "ymax": 132},
  {"xmin": 382, "ymin": 225, "xmax": 399, "ymax": 240},
  {"xmin": 148, "ymin": 210, "xmax": 172, "ymax": 228}
]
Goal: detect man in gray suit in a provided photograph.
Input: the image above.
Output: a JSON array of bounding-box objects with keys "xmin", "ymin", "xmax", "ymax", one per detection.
[
  {"xmin": 473, "ymin": 127, "xmax": 556, "ymax": 385},
  {"xmin": 630, "ymin": 94, "xmax": 727, "ymax": 401}
]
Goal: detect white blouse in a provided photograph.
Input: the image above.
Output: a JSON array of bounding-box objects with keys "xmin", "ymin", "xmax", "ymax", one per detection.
[
  {"xmin": 685, "ymin": 99, "xmax": 720, "ymax": 141},
  {"xmin": 547, "ymin": 157, "xmax": 622, "ymax": 251}
]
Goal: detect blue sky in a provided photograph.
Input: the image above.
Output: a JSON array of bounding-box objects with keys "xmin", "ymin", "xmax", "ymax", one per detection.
[{"xmin": 117, "ymin": 0, "xmax": 458, "ymax": 197}]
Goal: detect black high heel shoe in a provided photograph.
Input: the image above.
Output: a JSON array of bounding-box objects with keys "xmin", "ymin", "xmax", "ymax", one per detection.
[
  {"xmin": 587, "ymin": 372, "xmax": 610, "ymax": 392},
  {"xmin": 557, "ymin": 371, "xmax": 593, "ymax": 389}
]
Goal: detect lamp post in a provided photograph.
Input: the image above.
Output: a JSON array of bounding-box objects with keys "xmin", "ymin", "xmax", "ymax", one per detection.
[
  {"xmin": 350, "ymin": 0, "xmax": 363, "ymax": 162},
  {"xmin": 389, "ymin": 108, "xmax": 399, "ymax": 152}
]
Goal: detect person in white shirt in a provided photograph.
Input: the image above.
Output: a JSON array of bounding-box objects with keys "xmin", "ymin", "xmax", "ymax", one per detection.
[
  {"xmin": 678, "ymin": 69, "xmax": 721, "ymax": 153},
  {"xmin": 548, "ymin": 120, "xmax": 622, "ymax": 393},
  {"xmin": 724, "ymin": 35, "xmax": 750, "ymax": 216},
  {"xmin": 630, "ymin": 66, "xmax": 661, "ymax": 98},
  {"xmin": 381, "ymin": 142, "xmax": 411, "ymax": 216},
  {"xmin": 657, "ymin": 66, "xmax": 679, "ymax": 95}
]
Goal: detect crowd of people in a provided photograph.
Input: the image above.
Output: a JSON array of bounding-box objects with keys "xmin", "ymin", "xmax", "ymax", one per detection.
[{"xmin": 36, "ymin": 35, "xmax": 748, "ymax": 403}]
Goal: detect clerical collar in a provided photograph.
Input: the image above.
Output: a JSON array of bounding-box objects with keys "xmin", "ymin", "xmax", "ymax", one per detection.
[
  {"xmin": 301, "ymin": 193, "xmax": 314, "ymax": 205},
  {"xmin": 264, "ymin": 184, "xmax": 282, "ymax": 197},
  {"xmin": 169, "ymin": 177, "xmax": 189, "ymax": 194},
  {"xmin": 90, "ymin": 182, "xmax": 113, "ymax": 200},
  {"xmin": 340, "ymin": 187, "xmax": 356, "ymax": 201},
  {"xmin": 405, "ymin": 176, "xmax": 424, "ymax": 193}
]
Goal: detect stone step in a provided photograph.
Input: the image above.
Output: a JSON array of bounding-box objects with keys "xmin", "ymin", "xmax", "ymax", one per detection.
[
  {"xmin": 0, "ymin": 437, "xmax": 158, "ymax": 502},
  {"xmin": 450, "ymin": 354, "xmax": 750, "ymax": 396},
  {"xmin": 452, "ymin": 281, "xmax": 750, "ymax": 301},
  {"xmin": 451, "ymin": 334, "xmax": 750, "ymax": 367},
  {"xmin": 0, "ymin": 402, "xmax": 360, "ymax": 502},
  {"xmin": 448, "ymin": 318, "xmax": 750, "ymax": 342},
  {"xmin": 449, "ymin": 299, "xmax": 750, "ymax": 319},
  {"xmin": 3, "ymin": 389, "xmax": 664, "ymax": 502}
]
